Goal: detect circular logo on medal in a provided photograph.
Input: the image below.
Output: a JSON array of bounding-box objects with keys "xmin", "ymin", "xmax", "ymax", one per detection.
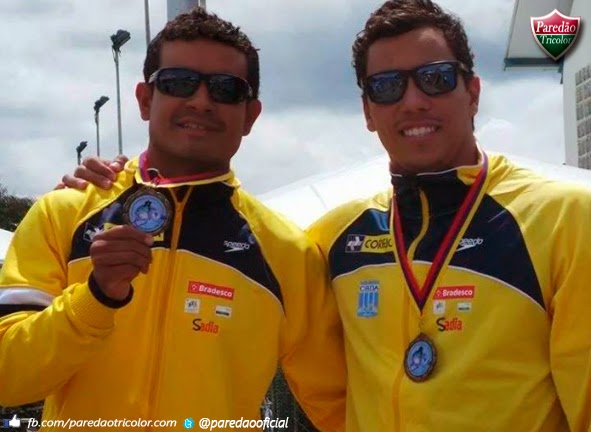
[
  {"xmin": 123, "ymin": 188, "xmax": 171, "ymax": 236},
  {"xmin": 404, "ymin": 334, "xmax": 437, "ymax": 382}
]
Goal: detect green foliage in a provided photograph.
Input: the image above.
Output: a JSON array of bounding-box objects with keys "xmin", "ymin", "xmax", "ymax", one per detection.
[{"xmin": 0, "ymin": 184, "xmax": 35, "ymax": 231}]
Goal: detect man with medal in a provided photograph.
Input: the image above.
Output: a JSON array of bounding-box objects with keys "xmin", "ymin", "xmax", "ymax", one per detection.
[
  {"xmin": 0, "ymin": 8, "xmax": 347, "ymax": 431},
  {"xmin": 57, "ymin": 0, "xmax": 591, "ymax": 431},
  {"xmin": 308, "ymin": 1, "xmax": 591, "ymax": 430}
]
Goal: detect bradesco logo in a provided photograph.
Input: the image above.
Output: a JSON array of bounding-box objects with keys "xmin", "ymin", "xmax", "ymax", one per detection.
[
  {"xmin": 433, "ymin": 285, "xmax": 475, "ymax": 300},
  {"xmin": 345, "ymin": 234, "xmax": 393, "ymax": 253},
  {"xmin": 531, "ymin": 9, "xmax": 581, "ymax": 61},
  {"xmin": 188, "ymin": 281, "xmax": 235, "ymax": 300}
]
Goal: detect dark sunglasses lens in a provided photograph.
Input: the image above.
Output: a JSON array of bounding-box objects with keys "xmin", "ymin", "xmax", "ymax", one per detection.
[
  {"xmin": 366, "ymin": 72, "xmax": 405, "ymax": 104},
  {"xmin": 416, "ymin": 63, "xmax": 457, "ymax": 95},
  {"xmin": 208, "ymin": 75, "xmax": 250, "ymax": 104},
  {"xmin": 157, "ymin": 69, "xmax": 200, "ymax": 98}
]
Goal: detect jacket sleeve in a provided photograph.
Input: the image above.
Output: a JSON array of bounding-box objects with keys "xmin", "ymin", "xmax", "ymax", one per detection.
[
  {"xmin": 0, "ymin": 194, "xmax": 117, "ymax": 407},
  {"xmin": 278, "ymin": 237, "xmax": 347, "ymax": 432},
  {"xmin": 549, "ymin": 189, "xmax": 591, "ymax": 432}
]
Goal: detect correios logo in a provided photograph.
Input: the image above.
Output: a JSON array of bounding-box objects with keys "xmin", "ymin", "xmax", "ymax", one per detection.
[{"xmin": 531, "ymin": 9, "xmax": 581, "ymax": 61}]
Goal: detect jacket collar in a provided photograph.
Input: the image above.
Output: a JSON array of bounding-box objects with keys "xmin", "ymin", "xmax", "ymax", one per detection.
[
  {"xmin": 126, "ymin": 151, "xmax": 241, "ymax": 189},
  {"xmin": 390, "ymin": 149, "xmax": 486, "ymax": 217}
]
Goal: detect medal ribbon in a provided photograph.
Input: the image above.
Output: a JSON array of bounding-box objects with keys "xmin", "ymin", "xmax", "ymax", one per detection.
[
  {"xmin": 138, "ymin": 151, "xmax": 229, "ymax": 185},
  {"xmin": 392, "ymin": 153, "xmax": 488, "ymax": 310}
]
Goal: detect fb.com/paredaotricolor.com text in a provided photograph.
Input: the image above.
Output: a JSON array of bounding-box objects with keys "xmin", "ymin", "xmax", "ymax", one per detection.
[{"xmin": 25, "ymin": 418, "xmax": 177, "ymax": 429}]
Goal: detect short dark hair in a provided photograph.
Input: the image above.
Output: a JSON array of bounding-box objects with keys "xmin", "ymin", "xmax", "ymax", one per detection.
[
  {"xmin": 352, "ymin": 0, "xmax": 474, "ymax": 88},
  {"xmin": 143, "ymin": 7, "xmax": 260, "ymax": 98}
]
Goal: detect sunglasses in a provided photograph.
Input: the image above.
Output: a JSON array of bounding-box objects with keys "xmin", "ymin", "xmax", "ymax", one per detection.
[
  {"xmin": 363, "ymin": 60, "xmax": 469, "ymax": 104},
  {"xmin": 148, "ymin": 67, "xmax": 254, "ymax": 104}
]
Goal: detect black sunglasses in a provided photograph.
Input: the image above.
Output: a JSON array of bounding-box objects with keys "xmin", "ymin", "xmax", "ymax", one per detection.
[
  {"xmin": 363, "ymin": 60, "xmax": 470, "ymax": 104},
  {"xmin": 148, "ymin": 67, "xmax": 254, "ymax": 104}
]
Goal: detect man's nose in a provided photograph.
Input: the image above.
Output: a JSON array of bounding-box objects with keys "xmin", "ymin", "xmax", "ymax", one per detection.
[
  {"xmin": 399, "ymin": 78, "xmax": 431, "ymax": 112},
  {"xmin": 186, "ymin": 81, "xmax": 215, "ymax": 112}
]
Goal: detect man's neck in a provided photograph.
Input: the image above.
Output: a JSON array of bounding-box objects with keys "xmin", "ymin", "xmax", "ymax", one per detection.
[
  {"xmin": 391, "ymin": 140, "xmax": 480, "ymax": 175},
  {"xmin": 146, "ymin": 148, "xmax": 229, "ymax": 180}
]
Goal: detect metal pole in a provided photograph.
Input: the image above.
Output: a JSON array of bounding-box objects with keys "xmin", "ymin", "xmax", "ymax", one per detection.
[
  {"xmin": 95, "ymin": 111, "xmax": 100, "ymax": 157},
  {"xmin": 114, "ymin": 50, "xmax": 123, "ymax": 155},
  {"xmin": 167, "ymin": 0, "xmax": 202, "ymax": 20},
  {"xmin": 144, "ymin": 0, "xmax": 151, "ymax": 46}
]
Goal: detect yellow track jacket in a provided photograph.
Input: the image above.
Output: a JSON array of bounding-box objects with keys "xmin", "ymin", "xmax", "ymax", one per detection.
[
  {"xmin": 308, "ymin": 152, "xmax": 591, "ymax": 432},
  {"xmin": 0, "ymin": 154, "xmax": 346, "ymax": 431}
]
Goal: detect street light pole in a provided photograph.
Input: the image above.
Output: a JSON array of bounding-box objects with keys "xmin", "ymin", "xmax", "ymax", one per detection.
[
  {"xmin": 114, "ymin": 52, "xmax": 123, "ymax": 156},
  {"xmin": 144, "ymin": 0, "xmax": 151, "ymax": 47},
  {"xmin": 167, "ymin": 0, "xmax": 204, "ymax": 20},
  {"xmin": 111, "ymin": 30, "xmax": 131, "ymax": 156},
  {"xmin": 93, "ymin": 96, "xmax": 109, "ymax": 157},
  {"xmin": 95, "ymin": 111, "xmax": 100, "ymax": 157},
  {"xmin": 76, "ymin": 141, "xmax": 88, "ymax": 165}
]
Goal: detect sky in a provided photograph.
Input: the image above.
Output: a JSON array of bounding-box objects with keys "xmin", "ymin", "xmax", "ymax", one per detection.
[{"xmin": 0, "ymin": 0, "xmax": 567, "ymax": 199}]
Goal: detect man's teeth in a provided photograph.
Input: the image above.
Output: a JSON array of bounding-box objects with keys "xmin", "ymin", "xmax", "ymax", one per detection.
[
  {"xmin": 402, "ymin": 126, "xmax": 437, "ymax": 137},
  {"xmin": 180, "ymin": 123, "xmax": 206, "ymax": 130}
]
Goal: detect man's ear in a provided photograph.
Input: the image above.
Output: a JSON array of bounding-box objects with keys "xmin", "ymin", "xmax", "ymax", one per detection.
[
  {"xmin": 363, "ymin": 96, "xmax": 376, "ymax": 132},
  {"xmin": 466, "ymin": 75, "xmax": 481, "ymax": 118},
  {"xmin": 136, "ymin": 82, "xmax": 153, "ymax": 121},
  {"xmin": 242, "ymin": 99, "xmax": 262, "ymax": 136}
]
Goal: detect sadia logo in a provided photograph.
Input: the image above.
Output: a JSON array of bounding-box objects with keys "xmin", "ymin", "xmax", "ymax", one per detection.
[
  {"xmin": 192, "ymin": 318, "xmax": 219, "ymax": 334},
  {"xmin": 437, "ymin": 317, "xmax": 463, "ymax": 332},
  {"xmin": 531, "ymin": 9, "xmax": 581, "ymax": 61}
]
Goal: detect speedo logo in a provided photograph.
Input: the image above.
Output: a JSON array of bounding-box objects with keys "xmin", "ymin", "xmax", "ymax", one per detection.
[
  {"xmin": 224, "ymin": 240, "xmax": 250, "ymax": 252},
  {"xmin": 456, "ymin": 237, "xmax": 483, "ymax": 252},
  {"xmin": 346, "ymin": 234, "xmax": 393, "ymax": 253}
]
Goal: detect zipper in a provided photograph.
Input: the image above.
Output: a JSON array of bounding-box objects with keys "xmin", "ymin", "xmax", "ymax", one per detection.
[
  {"xmin": 393, "ymin": 188, "xmax": 430, "ymax": 430},
  {"xmin": 407, "ymin": 190, "xmax": 430, "ymax": 290},
  {"xmin": 147, "ymin": 186, "xmax": 192, "ymax": 427}
]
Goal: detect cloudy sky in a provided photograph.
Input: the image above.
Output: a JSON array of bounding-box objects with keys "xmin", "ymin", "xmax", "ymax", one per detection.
[{"xmin": 0, "ymin": 0, "xmax": 566, "ymax": 199}]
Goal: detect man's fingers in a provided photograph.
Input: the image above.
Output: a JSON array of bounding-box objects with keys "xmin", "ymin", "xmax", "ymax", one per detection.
[
  {"xmin": 94, "ymin": 264, "xmax": 145, "ymax": 287},
  {"xmin": 92, "ymin": 250, "xmax": 152, "ymax": 270},
  {"xmin": 81, "ymin": 156, "xmax": 118, "ymax": 182},
  {"xmin": 90, "ymin": 238, "xmax": 153, "ymax": 260},
  {"xmin": 92, "ymin": 225, "xmax": 154, "ymax": 246},
  {"xmin": 74, "ymin": 165, "xmax": 115, "ymax": 189},
  {"xmin": 60, "ymin": 174, "xmax": 89, "ymax": 190},
  {"xmin": 109, "ymin": 155, "xmax": 129, "ymax": 172}
]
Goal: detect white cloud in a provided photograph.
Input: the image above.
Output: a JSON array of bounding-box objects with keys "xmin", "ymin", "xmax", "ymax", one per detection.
[
  {"xmin": 0, "ymin": 0, "xmax": 568, "ymax": 201},
  {"xmin": 476, "ymin": 75, "xmax": 564, "ymax": 163}
]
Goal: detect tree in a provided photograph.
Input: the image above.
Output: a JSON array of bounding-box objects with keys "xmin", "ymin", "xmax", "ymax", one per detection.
[{"xmin": 0, "ymin": 184, "xmax": 35, "ymax": 231}]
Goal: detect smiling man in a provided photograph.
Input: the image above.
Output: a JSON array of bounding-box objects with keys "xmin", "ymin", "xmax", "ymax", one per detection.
[
  {"xmin": 49, "ymin": 1, "xmax": 591, "ymax": 431},
  {"xmin": 0, "ymin": 9, "xmax": 346, "ymax": 431},
  {"xmin": 308, "ymin": 0, "xmax": 591, "ymax": 430}
]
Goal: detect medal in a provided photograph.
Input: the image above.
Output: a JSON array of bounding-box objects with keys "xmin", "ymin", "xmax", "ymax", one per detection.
[
  {"xmin": 122, "ymin": 187, "xmax": 172, "ymax": 236},
  {"xmin": 392, "ymin": 153, "xmax": 489, "ymax": 382},
  {"xmin": 404, "ymin": 334, "xmax": 437, "ymax": 382}
]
